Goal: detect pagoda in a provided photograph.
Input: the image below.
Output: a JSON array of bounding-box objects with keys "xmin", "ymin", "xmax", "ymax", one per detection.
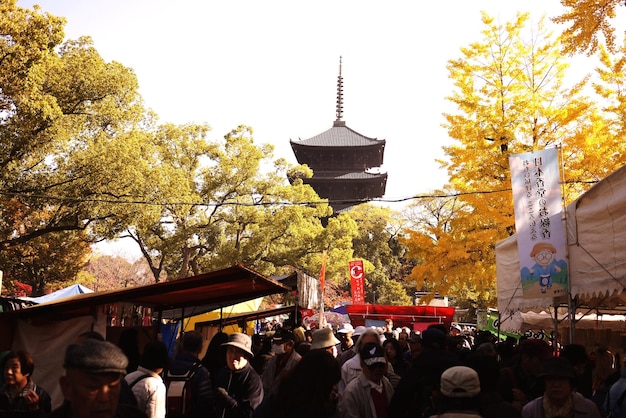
[{"xmin": 289, "ymin": 58, "xmax": 387, "ymax": 212}]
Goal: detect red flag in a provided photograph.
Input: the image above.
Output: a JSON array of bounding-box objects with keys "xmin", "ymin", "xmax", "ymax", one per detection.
[
  {"xmin": 349, "ymin": 260, "xmax": 365, "ymax": 304},
  {"xmin": 319, "ymin": 250, "xmax": 327, "ymax": 329},
  {"xmin": 320, "ymin": 250, "xmax": 327, "ymax": 293}
]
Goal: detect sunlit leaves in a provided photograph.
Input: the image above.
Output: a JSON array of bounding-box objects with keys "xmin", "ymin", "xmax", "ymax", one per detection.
[
  {"xmin": 552, "ymin": 0, "xmax": 623, "ymax": 56},
  {"xmin": 403, "ymin": 13, "xmax": 601, "ymax": 308}
]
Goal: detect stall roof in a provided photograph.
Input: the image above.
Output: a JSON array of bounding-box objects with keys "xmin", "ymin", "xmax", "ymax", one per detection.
[
  {"xmin": 193, "ymin": 305, "xmax": 301, "ymax": 328},
  {"xmin": 2, "ymin": 264, "xmax": 295, "ymax": 321}
]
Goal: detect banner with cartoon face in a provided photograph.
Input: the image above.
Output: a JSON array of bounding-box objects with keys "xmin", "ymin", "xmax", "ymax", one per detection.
[{"xmin": 509, "ymin": 148, "xmax": 569, "ymax": 298}]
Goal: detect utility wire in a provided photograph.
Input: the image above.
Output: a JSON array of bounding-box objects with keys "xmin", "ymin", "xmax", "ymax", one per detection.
[{"xmin": 0, "ymin": 180, "xmax": 597, "ymax": 208}]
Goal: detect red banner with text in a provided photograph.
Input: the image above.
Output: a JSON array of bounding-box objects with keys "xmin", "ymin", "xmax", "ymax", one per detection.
[{"xmin": 349, "ymin": 260, "xmax": 365, "ymax": 305}]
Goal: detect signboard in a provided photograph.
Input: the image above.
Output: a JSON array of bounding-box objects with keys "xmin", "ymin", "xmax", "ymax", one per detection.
[
  {"xmin": 349, "ymin": 260, "xmax": 365, "ymax": 304},
  {"xmin": 509, "ymin": 148, "xmax": 568, "ymax": 298}
]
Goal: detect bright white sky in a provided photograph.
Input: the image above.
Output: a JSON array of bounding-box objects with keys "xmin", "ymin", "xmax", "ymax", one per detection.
[{"xmin": 18, "ymin": 0, "xmax": 585, "ymax": 207}]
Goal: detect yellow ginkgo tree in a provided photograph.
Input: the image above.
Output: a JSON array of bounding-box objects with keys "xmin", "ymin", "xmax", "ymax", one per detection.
[{"xmin": 402, "ymin": 12, "xmax": 616, "ymax": 308}]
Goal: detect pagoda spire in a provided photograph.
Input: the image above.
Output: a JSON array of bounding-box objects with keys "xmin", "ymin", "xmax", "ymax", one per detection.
[{"xmin": 334, "ymin": 56, "xmax": 345, "ymax": 127}]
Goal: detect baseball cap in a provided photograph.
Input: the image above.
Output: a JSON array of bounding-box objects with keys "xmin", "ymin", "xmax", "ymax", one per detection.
[
  {"xmin": 353, "ymin": 326, "xmax": 367, "ymax": 337},
  {"xmin": 360, "ymin": 342, "xmax": 386, "ymax": 367},
  {"xmin": 440, "ymin": 366, "xmax": 481, "ymax": 398},
  {"xmin": 338, "ymin": 323, "xmax": 354, "ymax": 334},
  {"xmin": 272, "ymin": 328, "xmax": 296, "ymax": 344}
]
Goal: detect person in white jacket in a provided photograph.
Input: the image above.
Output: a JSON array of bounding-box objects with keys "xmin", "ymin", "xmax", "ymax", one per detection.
[
  {"xmin": 339, "ymin": 328, "xmax": 399, "ymax": 396},
  {"xmin": 125, "ymin": 341, "xmax": 170, "ymax": 418},
  {"xmin": 338, "ymin": 342, "xmax": 394, "ymax": 418}
]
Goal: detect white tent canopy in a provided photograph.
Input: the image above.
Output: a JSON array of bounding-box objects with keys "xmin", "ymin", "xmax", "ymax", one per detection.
[
  {"xmin": 499, "ymin": 310, "xmax": 626, "ymax": 333},
  {"xmin": 496, "ymin": 163, "xmax": 626, "ymax": 315}
]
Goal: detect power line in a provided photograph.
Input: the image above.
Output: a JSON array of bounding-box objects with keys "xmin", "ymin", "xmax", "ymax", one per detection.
[{"xmin": 0, "ymin": 180, "xmax": 597, "ymax": 208}]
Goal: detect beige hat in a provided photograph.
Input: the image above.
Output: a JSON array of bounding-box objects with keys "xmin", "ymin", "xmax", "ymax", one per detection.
[
  {"xmin": 310, "ymin": 327, "xmax": 340, "ymax": 350},
  {"xmin": 440, "ymin": 366, "xmax": 480, "ymax": 398},
  {"xmin": 222, "ymin": 333, "xmax": 254, "ymax": 358}
]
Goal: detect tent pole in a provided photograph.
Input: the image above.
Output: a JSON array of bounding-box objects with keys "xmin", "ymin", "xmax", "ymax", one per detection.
[
  {"xmin": 558, "ymin": 145, "xmax": 575, "ymax": 345},
  {"xmin": 497, "ymin": 310, "xmax": 501, "ymax": 342},
  {"xmin": 553, "ymin": 306, "xmax": 559, "ymax": 355}
]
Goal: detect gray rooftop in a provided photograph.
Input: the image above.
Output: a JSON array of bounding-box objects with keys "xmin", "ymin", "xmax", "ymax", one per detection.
[{"xmin": 291, "ymin": 124, "xmax": 384, "ymax": 147}]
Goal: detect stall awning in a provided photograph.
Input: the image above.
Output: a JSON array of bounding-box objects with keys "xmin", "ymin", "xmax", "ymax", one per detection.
[{"xmin": 2, "ymin": 264, "xmax": 295, "ymax": 321}]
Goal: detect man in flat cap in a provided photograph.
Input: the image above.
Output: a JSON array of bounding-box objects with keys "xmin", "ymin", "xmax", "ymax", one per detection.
[{"xmin": 48, "ymin": 339, "xmax": 146, "ymax": 418}]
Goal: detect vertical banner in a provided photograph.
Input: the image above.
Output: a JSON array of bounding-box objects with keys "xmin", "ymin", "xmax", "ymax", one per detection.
[
  {"xmin": 509, "ymin": 148, "xmax": 568, "ymax": 299},
  {"xmin": 349, "ymin": 260, "xmax": 365, "ymax": 304}
]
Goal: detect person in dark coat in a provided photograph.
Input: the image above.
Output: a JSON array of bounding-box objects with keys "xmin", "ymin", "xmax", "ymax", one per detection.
[
  {"xmin": 498, "ymin": 338, "xmax": 551, "ymax": 412},
  {"xmin": 465, "ymin": 351, "xmax": 521, "ymax": 418},
  {"xmin": 215, "ymin": 333, "xmax": 263, "ymax": 418},
  {"xmin": 202, "ymin": 331, "xmax": 229, "ymax": 395},
  {"xmin": 0, "ymin": 350, "xmax": 51, "ymax": 418},
  {"xmin": 253, "ymin": 349, "xmax": 340, "ymax": 418},
  {"xmin": 167, "ymin": 331, "xmax": 215, "ymax": 418},
  {"xmin": 560, "ymin": 344, "xmax": 593, "ymax": 399},
  {"xmin": 389, "ymin": 328, "xmax": 460, "ymax": 418}
]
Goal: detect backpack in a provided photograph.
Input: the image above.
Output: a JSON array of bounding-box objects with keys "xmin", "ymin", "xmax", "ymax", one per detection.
[{"xmin": 164, "ymin": 361, "xmax": 203, "ymax": 418}]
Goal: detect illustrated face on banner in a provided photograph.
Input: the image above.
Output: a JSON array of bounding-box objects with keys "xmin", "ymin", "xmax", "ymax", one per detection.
[{"xmin": 534, "ymin": 248, "xmax": 555, "ymax": 267}]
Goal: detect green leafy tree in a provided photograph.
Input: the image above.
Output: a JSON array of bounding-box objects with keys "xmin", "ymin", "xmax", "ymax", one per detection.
[
  {"xmin": 0, "ymin": 2, "xmax": 168, "ymax": 291},
  {"xmin": 346, "ymin": 204, "xmax": 412, "ymax": 305},
  {"xmin": 125, "ymin": 125, "xmax": 340, "ymax": 281}
]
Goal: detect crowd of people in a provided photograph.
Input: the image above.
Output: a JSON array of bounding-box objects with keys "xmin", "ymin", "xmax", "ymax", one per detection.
[{"xmin": 1, "ymin": 318, "xmax": 625, "ymax": 418}]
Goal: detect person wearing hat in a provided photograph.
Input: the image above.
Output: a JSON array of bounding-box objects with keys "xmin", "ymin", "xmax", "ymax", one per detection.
[
  {"xmin": 338, "ymin": 342, "xmax": 394, "ymax": 418},
  {"xmin": 430, "ymin": 366, "xmax": 483, "ymax": 417},
  {"xmin": 214, "ymin": 333, "xmax": 263, "ymax": 418},
  {"xmin": 261, "ymin": 329, "xmax": 301, "ymax": 398},
  {"xmin": 338, "ymin": 324, "xmax": 355, "ymax": 354},
  {"xmin": 521, "ymin": 356, "xmax": 601, "ymax": 418},
  {"xmin": 338, "ymin": 326, "xmax": 365, "ymax": 367},
  {"xmin": 48, "ymin": 339, "xmax": 145, "ymax": 418},
  {"xmin": 310, "ymin": 328, "xmax": 341, "ymax": 358}
]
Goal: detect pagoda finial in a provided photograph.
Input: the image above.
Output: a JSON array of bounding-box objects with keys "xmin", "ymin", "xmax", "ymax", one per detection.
[{"xmin": 334, "ymin": 56, "xmax": 345, "ymax": 126}]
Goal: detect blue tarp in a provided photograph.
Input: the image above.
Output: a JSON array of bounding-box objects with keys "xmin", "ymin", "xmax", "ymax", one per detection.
[{"xmin": 27, "ymin": 284, "xmax": 93, "ymax": 304}]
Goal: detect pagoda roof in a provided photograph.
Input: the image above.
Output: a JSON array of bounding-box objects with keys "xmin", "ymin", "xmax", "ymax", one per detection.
[
  {"xmin": 290, "ymin": 122, "xmax": 385, "ymax": 148},
  {"xmin": 307, "ymin": 171, "xmax": 387, "ymax": 181}
]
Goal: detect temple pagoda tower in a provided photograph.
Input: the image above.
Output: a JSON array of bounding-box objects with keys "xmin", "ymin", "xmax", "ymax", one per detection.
[{"xmin": 289, "ymin": 58, "xmax": 387, "ymax": 212}]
